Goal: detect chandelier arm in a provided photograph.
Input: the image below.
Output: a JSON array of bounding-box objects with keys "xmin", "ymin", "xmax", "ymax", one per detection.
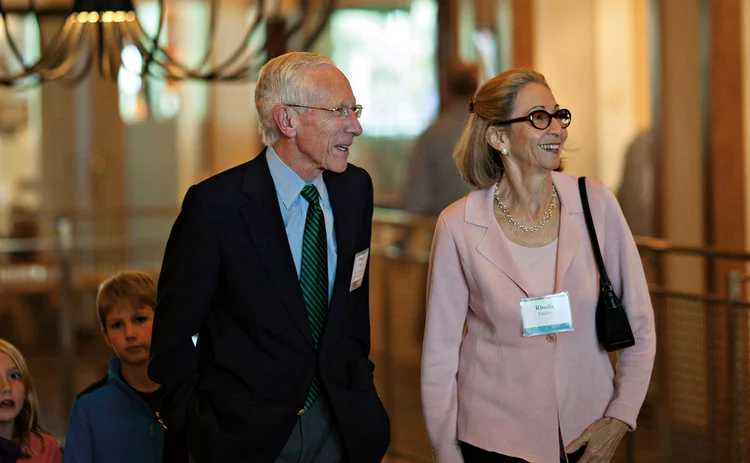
[
  {"xmin": 27, "ymin": 0, "xmax": 46, "ymax": 52},
  {"xmin": 127, "ymin": 0, "xmax": 204, "ymax": 77},
  {"xmin": 125, "ymin": 34, "xmax": 183, "ymax": 78},
  {"xmin": 121, "ymin": 0, "xmax": 263, "ymax": 80},
  {"xmin": 0, "ymin": 7, "xmax": 37, "ymax": 72},
  {"xmin": 38, "ymin": 24, "xmax": 89, "ymax": 81},
  {"xmin": 143, "ymin": 50, "xmax": 251, "ymax": 81},
  {"xmin": 57, "ymin": 50, "xmax": 95, "ymax": 87},
  {"xmin": 104, "ymin": 23, "xmax": 123, "ymax": 79},
  {"xmin": 128, "ymin": 25, "xmax": 210, "ymax": 80},
  {"xmin": 301, "ymin": 0, "xmax": 335, "ymax": 51},
  {"xmin": 61, "ymin": 28, "xmax": 96, "ymax": 84},
  {"xmin": 191, "ymin": 0, "xmax": 218, "ymax": 70},
  {"xmin": 196, "ymin": 64, "xmax": 251, "ymax": 81},
  {"xmin": 124, "ymin": 23, "xmax": 189, "ymax": 78},
  {"xmin": 191, "ymin": 0, "xmax": 265, "ymax": 76},
  {"xmin": 26, "ymin": 0, "xmax": 64, "ymax": 70},
  {"xmin": 129, "ymin": 18, "xmax": 253, "ymax": 79},
  {"xmin": 167, "ymin": 0, "xmax": 264, "ymax": 77},
  {"xmin": 95, "ymin": 21, "xmax": 102, "ymax": 78},
  {"xmin": 130, "ymin": 19, "xmax": 195, "ymax": 76},
  {"xmin": 140, "ymin": 0, "xmax": 167, "ymax": 72},
  {"xmin": 283, "ymin": 0, "xmax": 308, "ymax": 40},
  {"xmin": 0, "ymin": 51, "xmax": 38, "ymax": 85},
  {"xmin": 35, "ymin": 18, "xmax": 78, "ymax": 70},
  {"xmin": 120, "ymin": 22, "xmax": 156, "ymax": 76}
]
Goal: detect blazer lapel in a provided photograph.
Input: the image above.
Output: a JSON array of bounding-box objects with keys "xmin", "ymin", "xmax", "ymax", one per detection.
[
  {"xmin": 319, "ymin": 171, "xmax": 355, "ymax": 353},
  {"xmin": 470, "ymin": 188, "xmax": 532, "ymax": 297},
  {"xmin": 239, "ymin": 151, "xmax": 315, "ymax": 348},
  {"xmin": 552, "ymin": 172, "xmax": 582, "ymax": 291}
]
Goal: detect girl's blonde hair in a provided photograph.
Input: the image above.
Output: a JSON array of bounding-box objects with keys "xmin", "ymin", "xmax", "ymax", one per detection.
[
  {"xmin": 454, "ymin": 68, "xmax": 550, "ymax": 188},
  {"xmin": 0, "ymin": 338, "xmax": 48, "ymax": 458}
]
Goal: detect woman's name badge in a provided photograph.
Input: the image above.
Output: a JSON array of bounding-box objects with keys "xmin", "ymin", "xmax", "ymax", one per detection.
[{"xmin": 519, "ymin": 292, "xmax": 573, "ymax": 337}]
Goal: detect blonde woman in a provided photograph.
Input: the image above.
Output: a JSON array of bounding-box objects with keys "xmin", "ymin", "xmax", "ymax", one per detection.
[
  {"xmin": 0, "ymin": 339, "xmax": 62, "ymax": 463},
  {"xmin": 420, "ymin": 69, "xmax": 656, "ymax": 463}
]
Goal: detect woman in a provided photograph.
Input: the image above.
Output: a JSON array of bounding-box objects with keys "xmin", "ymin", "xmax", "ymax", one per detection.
[
  {"xmin": 0, "ymin": 339, "xmax": 62, "ymax": 463},
  {"xmin": 420, "ymin": 69, "xmax": 656, "ymax": 463}
]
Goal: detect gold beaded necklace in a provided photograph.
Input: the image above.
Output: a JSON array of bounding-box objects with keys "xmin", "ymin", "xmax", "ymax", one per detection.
[{"xmin": 494, "ymin": 182, "xmax": 558, "ymax": 233}]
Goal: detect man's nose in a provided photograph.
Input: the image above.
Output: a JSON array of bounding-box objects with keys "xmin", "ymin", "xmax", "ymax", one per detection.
[{"xmin": 345, "ymin": 113, "xmax": 363, "ymax": 136}]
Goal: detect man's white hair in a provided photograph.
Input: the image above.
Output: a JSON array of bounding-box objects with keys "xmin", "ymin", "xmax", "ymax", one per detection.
[{"xmin": 255, "ymin": 52, "xmax": 336, "ymax": 146}]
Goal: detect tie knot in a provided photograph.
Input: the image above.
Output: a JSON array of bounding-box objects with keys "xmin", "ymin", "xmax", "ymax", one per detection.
[{"xmin": 300, "ymin": 185, "xmax": 320, "ymax": 205}]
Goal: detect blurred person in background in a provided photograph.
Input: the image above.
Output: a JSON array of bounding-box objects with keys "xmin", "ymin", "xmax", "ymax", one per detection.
[
  {"xmin": 148, "ymin": 52, "xmax": 389, "ymax": 463},
  {"xmin": 616, "ymin": 129, "xmax": 656, "ymax": 238},
  {"xmin": 63, "ymin": 271, "xmax": 187, "ymax": 463},
  {"xmin": 0, "ymin": 339, "xmax": 62, "ymax": 463},
  {"xmin": 420, "ymin": 69, "xmax": 656, "ymax": 463},
  {"xmin": 403, "ymin": 62, "xmax": 479, "ymax": 217}
]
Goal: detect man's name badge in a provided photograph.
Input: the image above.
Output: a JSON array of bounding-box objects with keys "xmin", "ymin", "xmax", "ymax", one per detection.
[
  {"xmin": 349, "ymin": 248, "xmax": 370, "ymax": 292},
  {"xmin": 519, "ymin": 292, "xmax": 574, "ymax": 337}
]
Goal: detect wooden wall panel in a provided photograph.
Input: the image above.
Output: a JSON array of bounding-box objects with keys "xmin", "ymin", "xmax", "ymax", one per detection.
[{"xmin": 512, "ymin": 0, "xmax": 534, "ymax": 68}]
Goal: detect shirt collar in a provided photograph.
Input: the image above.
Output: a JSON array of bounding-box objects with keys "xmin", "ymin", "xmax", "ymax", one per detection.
[{"xmin": 266, "ymin": 145, "xmax": 327, "ymax": 209}]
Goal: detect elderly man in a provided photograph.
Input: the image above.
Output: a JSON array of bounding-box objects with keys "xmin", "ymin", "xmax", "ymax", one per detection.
[{"xmin": 149, "ymin": 52, "xmax": 390, "ymax": 463}]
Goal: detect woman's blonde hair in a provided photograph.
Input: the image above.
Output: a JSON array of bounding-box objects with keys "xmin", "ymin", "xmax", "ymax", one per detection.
[
  {"xmin": 0, "ymin": 338, "xmax": 48, "ymax": 458},
  {"xmin": 454, "ymin": 68, "xmax": 549, "ymax": 188}
]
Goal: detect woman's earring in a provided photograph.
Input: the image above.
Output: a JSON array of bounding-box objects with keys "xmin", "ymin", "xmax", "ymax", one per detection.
[{"xmin": 500, "ymin": 147, "xmax": 509, "ymax": 156}]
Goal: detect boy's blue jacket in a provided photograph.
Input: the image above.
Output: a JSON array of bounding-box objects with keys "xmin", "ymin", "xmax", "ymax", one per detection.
[{"xmin": 63, "ymin": 357, "xmax": 164, "ymax": 463}]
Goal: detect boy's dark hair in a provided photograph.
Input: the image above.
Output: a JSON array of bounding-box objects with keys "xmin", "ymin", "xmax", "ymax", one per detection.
[{"xmin": 96, "ymin": 271, "xmax": 157, "ymax": 329}]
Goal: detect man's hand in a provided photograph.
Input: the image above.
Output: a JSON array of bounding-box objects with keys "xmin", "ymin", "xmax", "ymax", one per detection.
[{"xmin": 565, "ymin": 417, "xmax": 629, "ymax": 463}]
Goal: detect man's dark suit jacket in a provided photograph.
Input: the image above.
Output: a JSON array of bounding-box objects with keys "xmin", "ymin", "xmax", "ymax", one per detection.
[{"xmin": 148, "ymin": 150, "xmax": 390, "ymax": 463}]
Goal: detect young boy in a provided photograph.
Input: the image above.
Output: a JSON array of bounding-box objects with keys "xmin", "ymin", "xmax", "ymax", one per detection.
[{"xmin": 63, "ymin": 271, "xmax": 187, "ymax": 463}]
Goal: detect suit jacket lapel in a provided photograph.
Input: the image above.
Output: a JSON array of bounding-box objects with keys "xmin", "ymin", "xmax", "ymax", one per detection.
[
  {"xmin": 319, "ymin": 170, "xmax": 355, "ymax": 353},
  {"xmin": 239, "ymin": 151, "xmax": 315, "ymax": 348},
  {"xmin": 469, "ymin": 188, "xmax": 532, "ymax": 297}
]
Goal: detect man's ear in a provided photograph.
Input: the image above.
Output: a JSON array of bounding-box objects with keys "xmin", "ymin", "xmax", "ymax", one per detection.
[{"xmin": 273, "ymin": 105, "xmax": 297, "ymax": 138}]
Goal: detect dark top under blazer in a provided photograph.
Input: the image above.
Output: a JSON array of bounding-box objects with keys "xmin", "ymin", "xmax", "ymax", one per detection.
[{"xmin": 148, "ymin": 150, "xmax": 390, "ymax": 463}]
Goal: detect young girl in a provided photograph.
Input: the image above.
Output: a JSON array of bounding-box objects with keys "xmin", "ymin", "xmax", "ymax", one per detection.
[{"xmin": 0, "ymin": 339, "xmax": 62, "ymax": 463}]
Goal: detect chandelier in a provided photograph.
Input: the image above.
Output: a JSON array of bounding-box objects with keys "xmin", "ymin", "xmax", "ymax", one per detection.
[{"xmin": 0, "ymin": 0, "xmax": 334, "ymax": 86}]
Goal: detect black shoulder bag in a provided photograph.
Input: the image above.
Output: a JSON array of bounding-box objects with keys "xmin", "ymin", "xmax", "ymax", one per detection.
[{"xmin": 578, "ymin": 177, "xmax": 636, "ymax": 352}]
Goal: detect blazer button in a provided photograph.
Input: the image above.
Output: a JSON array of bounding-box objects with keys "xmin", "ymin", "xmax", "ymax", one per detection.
[
  {"xmin": 297, "ymin": 409, "xmax": 306, "ymax": 416},
  {"xmin": 546, "ymin": 334, "xmax": 557, "ymax": 343}
]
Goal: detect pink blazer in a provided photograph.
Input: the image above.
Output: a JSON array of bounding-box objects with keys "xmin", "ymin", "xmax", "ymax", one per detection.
[{"xmin": 421, "ymin": 172, "xmax": 656, "ymax": 463}]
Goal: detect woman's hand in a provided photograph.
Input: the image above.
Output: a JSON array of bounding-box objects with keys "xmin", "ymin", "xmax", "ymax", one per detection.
[{"xmin": 565, "ymin": 417, "xmax": 629, "ymax": 463}]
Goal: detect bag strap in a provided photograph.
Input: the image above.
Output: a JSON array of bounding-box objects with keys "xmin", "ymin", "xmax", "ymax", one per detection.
[{"xmin": 578, "ymin": 177, "xmax": 612, "ymax": 288}]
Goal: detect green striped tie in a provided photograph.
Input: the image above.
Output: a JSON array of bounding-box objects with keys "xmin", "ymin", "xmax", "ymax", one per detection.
[{"xmin": 300, "ymin": 185, "xmax": 328, "ymax": 410}]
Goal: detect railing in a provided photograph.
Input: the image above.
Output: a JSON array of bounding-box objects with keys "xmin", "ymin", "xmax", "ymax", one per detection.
[
  {"xmin": 632, "ymin": 236, "xmax": 750, "ymax": 463},
  {"xmin": 1, "ymin": 208, "xmax": 750, "ymax": 462}
]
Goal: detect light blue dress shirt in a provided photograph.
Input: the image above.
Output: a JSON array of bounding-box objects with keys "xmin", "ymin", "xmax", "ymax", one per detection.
[{"xmin": 266, "ymin": 146, "xmax": 337, "ymax": 302}]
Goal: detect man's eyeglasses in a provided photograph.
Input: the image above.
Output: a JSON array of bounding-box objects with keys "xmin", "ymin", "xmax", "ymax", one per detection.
[
  {"xmin": 285, "ymin": 103, "xmax": 363, "ymax": 119},
  {"xmin": 495, "ymin": 108, "xmax": 572, "ymax": 130}
]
